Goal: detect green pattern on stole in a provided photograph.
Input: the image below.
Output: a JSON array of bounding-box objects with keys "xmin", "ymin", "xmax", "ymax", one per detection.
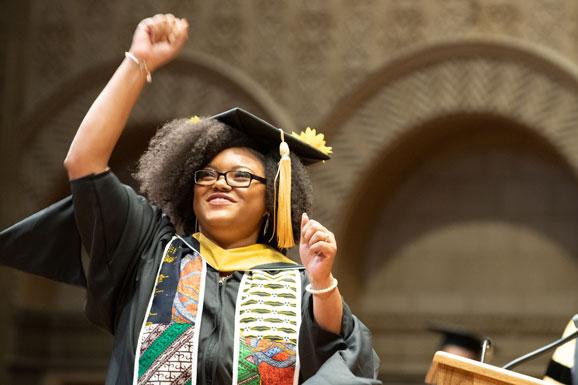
[{"xmin": 235, "ymin": 270, "xmax": 301, "ymax": 385}]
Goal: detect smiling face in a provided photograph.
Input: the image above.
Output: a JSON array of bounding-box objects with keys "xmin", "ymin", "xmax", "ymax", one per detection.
[{"xmin": 193, "ymin": 147, "xmax": 267, "ymax": 248}]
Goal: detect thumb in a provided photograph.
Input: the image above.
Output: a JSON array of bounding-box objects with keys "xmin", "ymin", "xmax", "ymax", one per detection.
[{"xmin": 300, "ymin": 212, "xmax": 309, "ymax": 243}]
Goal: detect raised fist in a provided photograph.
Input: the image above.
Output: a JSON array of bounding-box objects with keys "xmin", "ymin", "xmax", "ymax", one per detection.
[{"xmin": 129, "ymin": 14, "xmax": 189, "ymax": 73}]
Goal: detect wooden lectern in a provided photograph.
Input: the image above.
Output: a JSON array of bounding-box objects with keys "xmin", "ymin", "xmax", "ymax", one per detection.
[{"xmin": 426, "ymin": 351, "xmax": 548, "ymax": 385}]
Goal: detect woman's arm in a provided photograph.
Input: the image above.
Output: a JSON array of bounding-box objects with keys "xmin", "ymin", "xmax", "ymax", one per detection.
[
  {"xmin": 299, "ymin": 213, "xmax": 343, "ymax": 334},
  {"xmin": 64, "ymin": 14, "xmax": 188, "ymax": 180},
  {"xmin": 299, "ymin": 216, "xmax": 382, "ymax": 383}
]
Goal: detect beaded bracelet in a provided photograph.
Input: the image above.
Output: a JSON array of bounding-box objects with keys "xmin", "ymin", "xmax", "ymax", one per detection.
[
  {"xmin": 125, "ymin": 51, "xmax": 152, "ymax": 83},
  {"xmin": 305, "ymin": 276, "xmax": 338, "ymax": 295}
]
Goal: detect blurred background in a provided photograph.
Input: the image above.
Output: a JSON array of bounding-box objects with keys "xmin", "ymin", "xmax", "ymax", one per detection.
[{"xmin": 2, "ymin": 0, "xmax": 578, "ymax": 384}]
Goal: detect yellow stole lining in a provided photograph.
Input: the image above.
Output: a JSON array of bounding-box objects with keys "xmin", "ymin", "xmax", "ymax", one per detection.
[{"xmin": 192, "ymin": 232, "xmax": 296, "ymax": 272}]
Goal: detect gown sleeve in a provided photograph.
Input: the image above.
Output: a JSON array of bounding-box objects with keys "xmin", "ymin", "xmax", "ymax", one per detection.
[
  {"xmin": 0, "ymin": 195, "xmax": 86, "ymax": 287},
  {"xmin": 298, "ymin": 290, "xmax": 382, "ymax": 385},
  {"xmin": 70, "ymin": 170, "xmax": 164, "ymax": 333}
]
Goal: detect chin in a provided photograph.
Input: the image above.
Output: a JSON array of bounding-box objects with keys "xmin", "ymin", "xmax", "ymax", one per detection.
[{"xmin": 202, "ymin": 213, "xmax": 237, "ymax": 228}]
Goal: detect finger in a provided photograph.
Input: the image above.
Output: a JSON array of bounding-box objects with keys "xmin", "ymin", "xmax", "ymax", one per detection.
[
  {"xmin": 310, "ymin": 238, "xmax": 335, "ymax": 257},
  {"xmin": 149, "ymin": 17, "xmax": 165, "ymax": 42},
  {"xmin": 304, "ymin": 222, "xmax": 325, "ymax": 245},
  {"xmin": 310, "ymin": 243, "xmax": 327, "ymax": 256},
  {"xmin": 310, "ymin": 241, "xmax": 335, "ymax": 257},
  {"xmin": 166, "ymin": 14, "xmax": 177, "ymax": 43},
  {"xmin": 160, "ymin": 17, "xmax": 172, "ymax": 42},
  {"xmin": 309, "ymin": 230, "xmax": 329, "ymax": 246},
  {"xmin": 151, "ymin": 14, "xmax": 172, "ymax": 42},
  {"xmin": 149, "ymin": 14, "xmax": 165, "ymax": 36},
  {"xmin": 137, "ymin": 18, "xmax": 154, "ymax": 37},
  {"xmin": 151, "ymin": 13, "xmax": 167, "ymax": 24},
  {"xmin": 300, "ymin": 213, "xmax": 313, "ymax": 243},
  {"xmin": 300, "ymin": 213, "xmax": 309, "ymax": 239},
  {"xmin": 138, "ymin": 17, "xmax": 153, "ymax": 29},
  {"xmin": 303, "ymin": 222, "xmax": 318, "ymax": 243},
  {"xmin": 173, "ymin": 19, "xmax": 189, "ymax": 46},
  {"xmin": 304, "ymin": 220, "xmax": 326, "ymax": 243}
]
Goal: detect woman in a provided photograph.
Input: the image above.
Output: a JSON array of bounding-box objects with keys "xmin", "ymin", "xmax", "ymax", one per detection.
[{"xmin": 4, "ymin": 14, "xmax": 380, "ymax": 385}]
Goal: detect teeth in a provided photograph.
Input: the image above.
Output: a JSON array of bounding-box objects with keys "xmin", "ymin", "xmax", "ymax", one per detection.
[{"xmin": 210, "ymin": 197, "xmax": 231, "ymax": 203}]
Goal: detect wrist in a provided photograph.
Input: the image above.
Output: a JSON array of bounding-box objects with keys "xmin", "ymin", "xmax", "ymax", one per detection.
[
  {"xmin": 309, "ymin": 274, "xmax": 334, "ymax": 290},
  {"xmin": 306, "ymin": 274, "xmax": 338, "ymax": 295},
  {"xmin": 124, "ymin": 51, "xmax": 152, "ymax": 83}
]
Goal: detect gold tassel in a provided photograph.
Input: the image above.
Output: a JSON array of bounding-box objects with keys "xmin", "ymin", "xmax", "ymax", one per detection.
[{"xmin": 276, "ymin": 130, "xmax": 295, "ymax": 248}]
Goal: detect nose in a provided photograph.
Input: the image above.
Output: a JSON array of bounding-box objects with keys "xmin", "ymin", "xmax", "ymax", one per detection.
[{"xmin": 213, "ymin": 173, "xmax": 231, "ymax": 190}]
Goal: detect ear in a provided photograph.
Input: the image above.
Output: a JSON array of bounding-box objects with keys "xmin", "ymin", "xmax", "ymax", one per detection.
[{"xmin": 261, "ymin": 211, "xmax": 272, "ymax": 238}]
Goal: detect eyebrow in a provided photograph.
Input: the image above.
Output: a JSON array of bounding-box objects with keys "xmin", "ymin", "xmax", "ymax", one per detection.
[{"xmin": 205, "ymin": 165, "xmax": 255, "ymax": 172}]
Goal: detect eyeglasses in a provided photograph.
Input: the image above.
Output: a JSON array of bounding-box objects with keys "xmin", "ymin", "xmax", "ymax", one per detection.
[{"xmin": 194, "ymin": 169, "xmax": 267, "ymax": 188}]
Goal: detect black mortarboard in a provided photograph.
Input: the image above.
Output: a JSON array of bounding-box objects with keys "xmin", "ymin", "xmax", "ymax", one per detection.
[
  {"xmin": 193, "ymin": 107, "xmax": 332, "ymax": 248},
  {"xmin": 210, "ymin": 107, "xmax": 331, "ymax": 165},
  {"xmin": 429, "ymin": 324, "xmax": 484, "ymax": 357}
]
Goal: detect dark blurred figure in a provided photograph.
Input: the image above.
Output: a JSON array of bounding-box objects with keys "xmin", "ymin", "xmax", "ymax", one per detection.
[{"xmin": 430, "ymin": 325, "xmax": 484, "ymax": 360}]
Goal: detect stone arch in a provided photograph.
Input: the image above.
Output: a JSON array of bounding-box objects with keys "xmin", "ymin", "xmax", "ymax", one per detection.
[
  {"xmin": 312, "ymin": 38, "xmax": 578, "ymax": 300},
  {"xmin": 360, "ymin": 113, "xmax": 578, "ymax": 378},
  {"xmin": 309, "ymin": 37, "xmax": 578, "ymax": 379}
]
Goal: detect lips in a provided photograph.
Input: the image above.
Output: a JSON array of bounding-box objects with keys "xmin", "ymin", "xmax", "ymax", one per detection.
[{"xmin": 207, "ymin": 193, "xmax": 236, "ymax": 204}]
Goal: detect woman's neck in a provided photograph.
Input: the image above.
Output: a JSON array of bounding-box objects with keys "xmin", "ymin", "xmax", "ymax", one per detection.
[{"xmin": 198, "ymin": 228, "xmax": 259, "ymax": 250}]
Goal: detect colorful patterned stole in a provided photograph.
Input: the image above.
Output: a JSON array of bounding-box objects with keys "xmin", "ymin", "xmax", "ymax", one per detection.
[
  {"xmin": 135, "ymin": 237, "xmax": 206, "ymax": 385},
  {"xmin": 134, "ymin": 236, "xmax": 302, "ymax": 385},
  {"xmin": 233, "ymin": 270, "xmax": 301, "ymax": 385}
]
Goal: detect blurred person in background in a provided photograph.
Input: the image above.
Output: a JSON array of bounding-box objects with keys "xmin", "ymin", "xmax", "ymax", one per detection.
[{"xmin": 430, "ymin": 324, "xmax": 484, "ymax": 360}]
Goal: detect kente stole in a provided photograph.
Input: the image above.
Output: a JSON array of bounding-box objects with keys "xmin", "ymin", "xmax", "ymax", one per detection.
[{"xmin": 134, "ymin": 235, "xmax": 302, "ymax": 385}]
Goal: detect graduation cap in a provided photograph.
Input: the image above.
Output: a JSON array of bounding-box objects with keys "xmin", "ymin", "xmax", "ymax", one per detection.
[
  {"xmin": 211, "ymin": 108, "xmax": 331, "ymax": 165},
  {"xmin": 192, "ymin": 107, "xmax": 332, "ymax": 248},
  {"xmin": 429, "ymin": 324, "xmax": 484, "ymax": 359}
]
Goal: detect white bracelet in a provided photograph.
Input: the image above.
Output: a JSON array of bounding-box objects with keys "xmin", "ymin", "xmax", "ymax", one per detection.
[
  {"xmin": 125, "ymin": 51, "xmax": 152, "ymax": 83},
  {"xmin": 305, "ymin": 276, "xmax": 338, "ymax": 295}
]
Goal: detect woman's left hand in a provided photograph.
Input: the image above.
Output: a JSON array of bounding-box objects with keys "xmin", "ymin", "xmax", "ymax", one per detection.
[{"xmin": 299, "ymin": 213, "xmax": 337, "ymax": 289}]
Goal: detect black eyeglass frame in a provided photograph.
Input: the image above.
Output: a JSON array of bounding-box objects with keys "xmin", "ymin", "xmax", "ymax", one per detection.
[{"xmin": 193, "ymin": 169, "xmax": 267, "ymax": 188}]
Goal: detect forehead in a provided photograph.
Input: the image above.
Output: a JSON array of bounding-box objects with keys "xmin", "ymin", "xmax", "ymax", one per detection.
[{"xmin": 207, "ymin": 147, "xmax": 265, "ymax": 171}]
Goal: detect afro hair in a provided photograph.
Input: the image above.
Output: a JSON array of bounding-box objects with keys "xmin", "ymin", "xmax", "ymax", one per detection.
[{"xmin": 133, "ymin": 117, "xmax": 313, "ymax": 251}]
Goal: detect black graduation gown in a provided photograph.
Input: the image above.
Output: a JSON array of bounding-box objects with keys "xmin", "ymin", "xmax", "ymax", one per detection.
[
  {"xmin": 1, "ymin": 170, "xmax": 381, "ymax": 385},
  {"xmin": 0, "ymin": 195, "xmax": 86, "ymax": 287}
]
